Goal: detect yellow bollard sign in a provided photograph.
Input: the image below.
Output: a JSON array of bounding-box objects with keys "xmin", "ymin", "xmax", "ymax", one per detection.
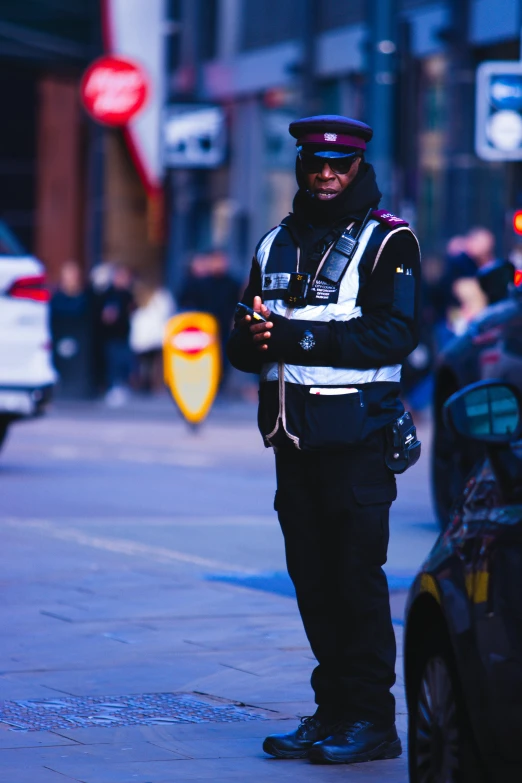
[{"xmin": 163, "ymin": 312, "xmax": 221, "ymax": 425}]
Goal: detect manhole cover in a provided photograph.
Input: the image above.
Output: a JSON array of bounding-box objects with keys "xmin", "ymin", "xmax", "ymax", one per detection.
[{"xmin": 0, "ymin": 692, "xmax": 268, "ymax": 732}]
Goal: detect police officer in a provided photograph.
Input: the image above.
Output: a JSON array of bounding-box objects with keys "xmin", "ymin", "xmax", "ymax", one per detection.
[{"xmin": 227, "ymin": 115, "xmax": 420, "ymax": 765}]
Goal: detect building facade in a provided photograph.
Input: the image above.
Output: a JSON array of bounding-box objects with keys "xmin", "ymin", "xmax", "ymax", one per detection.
[
  {"xmin": 164, "ymin": 0, "xmax": 522, "ymax": 287},
  {"xmin": 2, "ymin": 1, "xmax": 520, "ymax": 289},
  {"xmin": 0, "ymin": 0, "xmax": 165, "ymax": 288},
  {"xmin": 0, "ymin": 1, "xmax": 100, "ymax": 281}
]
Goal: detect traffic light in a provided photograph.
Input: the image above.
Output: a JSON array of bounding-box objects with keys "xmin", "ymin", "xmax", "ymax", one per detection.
[{"xmin": 514, "ymin": 210, "xmax": 522, "ymax": 235}]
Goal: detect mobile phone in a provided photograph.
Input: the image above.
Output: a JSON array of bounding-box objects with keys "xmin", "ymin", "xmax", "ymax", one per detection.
[{"xmin": 235, "ymin": 302, "xmax": 267, "ymax": 322}]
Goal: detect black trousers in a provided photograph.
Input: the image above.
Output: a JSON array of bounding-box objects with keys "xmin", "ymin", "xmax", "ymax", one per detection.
[{"xmin": 274, "ymin": 429, "xmax": 397, "ymax": 726}]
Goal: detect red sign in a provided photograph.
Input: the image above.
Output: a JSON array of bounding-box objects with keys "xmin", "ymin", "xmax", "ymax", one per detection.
[
  {"xmin": 171, "ymin": 327, "xmax": 213, "ymax": 356},
  {"xmin": 80, "ymin": 55, "xmax": 149, "ymax": 126},
  {"xmin": 164, "ymin": 313, "xmax": 221, "ymax": 426}
]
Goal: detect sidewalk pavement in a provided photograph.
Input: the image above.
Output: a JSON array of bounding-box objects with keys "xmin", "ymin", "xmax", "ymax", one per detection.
[
  {"xmin": 0, "ymin": 533, "xmax": 409, "ymax": 782},
  {"xmin": 0, "ymin": 399, "xmax": 420, "ymax": 782}
]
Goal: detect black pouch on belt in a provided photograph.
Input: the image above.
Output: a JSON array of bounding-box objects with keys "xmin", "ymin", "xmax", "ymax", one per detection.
[{"xmin": 385, "ymin": 411, "xmax": 421, "ymax": 474}]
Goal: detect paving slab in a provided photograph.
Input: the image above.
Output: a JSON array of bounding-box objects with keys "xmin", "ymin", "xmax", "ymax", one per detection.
[
  {"xmin": 47, "ymin": 719, "xmax": 293, "ymax": 746},
  {"xmin": 0, "ymin": 727, "xmax": 82, "ymax": 750},
  {"xmin": 0, "ymin": 741, "xmax": 187, "ymax": 764},
  {"xmin": 0, "ymin": 766, "xmax": 80, "ymax": 783},
  {"xmin": 44, "ymin": 754, "xmax": 408, "ymax": 783}
]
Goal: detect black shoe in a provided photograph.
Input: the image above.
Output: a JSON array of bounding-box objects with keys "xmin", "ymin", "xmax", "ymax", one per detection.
[
  {"xmin": 262, "ymin": 713, "xmax": 339, "ymax": 759},
  {"xmin": 308, "ymin": 720, "xmax": 402, "ymax": 764}
]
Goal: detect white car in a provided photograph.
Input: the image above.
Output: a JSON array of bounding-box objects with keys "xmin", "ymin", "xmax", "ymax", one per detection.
[{"xmin": 0, "ymin": 220, "xmax": 56, "ymax": 451}]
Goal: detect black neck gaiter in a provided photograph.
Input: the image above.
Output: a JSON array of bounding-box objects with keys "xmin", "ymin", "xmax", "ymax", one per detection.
[
  {"xmin": 281, "ymin": 161, "xmax": 383, "ymax": 267},
  {"xmin": 291, "ymin": 161, "xmax": 382, "ymax": 229}
]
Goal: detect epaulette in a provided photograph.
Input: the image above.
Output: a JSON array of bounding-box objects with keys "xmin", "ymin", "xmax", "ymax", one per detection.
[{"xmin": 371, "ymin": 209, "xmax": 409, "ymax": 228}]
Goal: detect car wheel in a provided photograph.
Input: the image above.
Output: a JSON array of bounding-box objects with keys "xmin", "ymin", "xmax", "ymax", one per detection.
[
  {"xmin": 409, "ymin": 642, "xmax": 484, "ymax": 783},
  {"xmin": 0, "ymin": 417, "xmax": 9, "ymax": 452}
]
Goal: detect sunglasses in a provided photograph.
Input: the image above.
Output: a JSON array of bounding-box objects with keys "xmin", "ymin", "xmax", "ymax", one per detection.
[{"xmin": 299, "ymin": 151, "xmax": 360, "ymax": 175}]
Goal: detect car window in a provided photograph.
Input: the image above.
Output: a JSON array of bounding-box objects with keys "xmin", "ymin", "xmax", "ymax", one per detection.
[{"xmin": 0, "ymin": 220, "xmax": 25, "ymax": 256}]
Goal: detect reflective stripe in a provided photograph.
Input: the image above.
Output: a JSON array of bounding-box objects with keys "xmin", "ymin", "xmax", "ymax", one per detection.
[
  {"xmin": 259, "ymin": 219, "xmax": 402, "ymax": 387},
  {"xmin": 257, "ymin": 226, "xmax": 281, "ymax": 270},
  {"xmin": 261, "ymin": 364, "xmax": 401, "ymax": 384},
  {"xmin": 260, "ymin": 362, "xmax": 278, "ymax": 382}
]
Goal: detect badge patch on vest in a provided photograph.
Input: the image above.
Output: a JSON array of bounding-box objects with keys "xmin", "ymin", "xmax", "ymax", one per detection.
[
  {"xmin": 308, "ymin": 279, "xmax": 338, "ymax": 303},
  {"xmin": 262, "ymin": 272, "xmax": 292, "ymax": 301},
  {"xmin": 264, "ymin": 273, "xmax": 291, "ymax": 290},
  {"xmin": 299, "ymin": 330, "xmax": 316, "ymax": 351}
]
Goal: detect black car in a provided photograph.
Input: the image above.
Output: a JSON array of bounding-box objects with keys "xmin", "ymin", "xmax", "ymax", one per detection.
[
  {"xmin": 432, "ymin": 264, "xmax": 522, "ymax": 527},
  {"xmin": 406, "ymin": 380, "xmax": 522, "ymax": 783}
]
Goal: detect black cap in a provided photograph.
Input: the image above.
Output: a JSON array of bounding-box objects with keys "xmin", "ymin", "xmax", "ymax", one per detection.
[{"xmin": 289, "ymin": 114, "xmax": 373, "ymax": 151}]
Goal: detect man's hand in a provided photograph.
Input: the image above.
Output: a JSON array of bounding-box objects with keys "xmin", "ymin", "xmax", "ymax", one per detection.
[{"xmin": 246, "ymin": 296, "xmax": 273, "ymax": 352}]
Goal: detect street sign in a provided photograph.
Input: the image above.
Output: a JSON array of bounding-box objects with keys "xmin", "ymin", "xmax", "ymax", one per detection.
[
  {"xmin": 163, "ymin": 105, "xmax": 226, "ymax": 168},
  {"xmin": 80, "ymin": 55, "xmax": 149, "ymax": 126},
  {"xmin": 476, "ymin": 61, "xmax": 522, "ymax": 161},
  {"xmin": 163, "ymin": 312, "xmax": 221, "ymax": 426}
]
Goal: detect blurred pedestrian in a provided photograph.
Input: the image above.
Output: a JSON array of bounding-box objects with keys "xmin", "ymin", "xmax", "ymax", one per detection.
[
  {"xmin": 130, "ymin": 283, "xmax": 176, "ymax": 393},
  {"xmin": 435, "ymin": 229, "xmax": 493, "ymax": 337},
  {"xmin": 89, "ymin": 262, "xmax": 113, "ymax": 394},
  {"xmin": 432, "ymin": 235, "xmax": 475, "ymax": 328},
  {"xmin": 450, "ymin": 277, "xmax": 488, "ymax": 333},
  {"xmin": 448, "ymin": 228, "xmax": 500, "ymax": 333},
  {"xmin": 466, "ymin": 226, "xmax": 497, "ymax": 271},
  {"xmin": 228, "ymin": 114, "xmax": 420, "ymax": 765},
  {"xmin": 180, "ymin": 250, "xmax": 241, "ymax": 383},
  {"xmin": 445, "ymin": 234, "xmax": 476, "ymax": 282},
  {"xmin": 98, "ymin": 264, "xmax": 135, "ymax": 407},
  {"xmin": 50, "ymin": 261, "xmax": 93, "ymax": 398}
]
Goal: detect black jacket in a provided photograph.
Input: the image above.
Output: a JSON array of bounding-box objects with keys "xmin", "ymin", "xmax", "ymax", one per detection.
[{"xmin": 227, "ymin": 164, "xmax": 421, "ymax": 449}]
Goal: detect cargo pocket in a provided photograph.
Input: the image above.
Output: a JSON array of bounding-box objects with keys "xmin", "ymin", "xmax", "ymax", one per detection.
[
  {"xmin": 350, "ymin": 482, "xmax": 397, "ymax": 566},
  {"xmin": 301, "ymin": 390, "xmax": 366, "ymax": 450}
]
